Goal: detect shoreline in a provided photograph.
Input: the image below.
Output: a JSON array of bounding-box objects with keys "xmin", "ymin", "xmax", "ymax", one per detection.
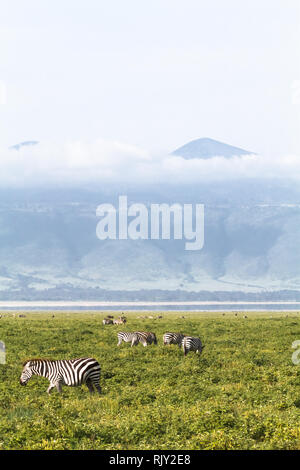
[
  {"xmin": 0, "ymin": 300, "xmax": 300, "ymax": 312},
  {"xmin": 0, "ymin": 300, "xmax": 300, "ymax": 307}
]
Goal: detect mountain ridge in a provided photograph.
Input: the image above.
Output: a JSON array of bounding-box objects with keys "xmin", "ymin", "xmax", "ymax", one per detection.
[{"xmin": 172, "ymin": 137, "xmax": 255, "ymax": 159}]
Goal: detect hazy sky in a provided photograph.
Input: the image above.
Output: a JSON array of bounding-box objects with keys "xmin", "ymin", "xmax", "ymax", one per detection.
[{"xmin": 1, "ymin": 0, "xmax": 300, "ymax": 156}]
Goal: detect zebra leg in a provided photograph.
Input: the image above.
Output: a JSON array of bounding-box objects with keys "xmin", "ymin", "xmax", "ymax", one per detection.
[
  {"xmin": 55, "ymin": 381, "xmax": 63, "ymax": 393},
  {"xmin": 86, "ymin": 378, "xmax": 95, "ymax": 394},
  {"xmin": 94, "ymin": 383, "xmax": 102, "ymax": 395},
  {"xmin": 47, "ymin": 383, "xmax": 56, "ymax": 394},
  {"xmin": 117, "ymin": 338, "xmax": 122, "ymax": 346}
]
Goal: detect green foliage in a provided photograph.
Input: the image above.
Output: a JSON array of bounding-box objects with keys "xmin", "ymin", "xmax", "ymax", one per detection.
[{"xmin": 0, "ymin": 311, "xmax": 300, "ymax": 449}]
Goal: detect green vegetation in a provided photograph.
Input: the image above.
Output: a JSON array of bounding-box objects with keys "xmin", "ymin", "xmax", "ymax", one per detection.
[{"xmin": 0, "ymin": 311, "xmax": 300, "ymax": 450}]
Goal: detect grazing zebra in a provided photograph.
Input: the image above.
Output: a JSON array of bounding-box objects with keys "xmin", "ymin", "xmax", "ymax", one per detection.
[
  {"xmin": 163, "ymin": 332, "xmax": 185, "ymax": 347},
  {"xmin": 182, "ymin": 336, "xmax": 204, "ymax": 356},
  {"xmin": 20, "ymin": 357, "xmax": 101, "ymax": 394},
  {"xmin": 117, "ymin": 332, "xmax": 136, "ymax": 346},
  {"xmin": 137, "ymin": 332, "xmax": 157, "ymax": 346},
  {"xmin": 113, "ymin": 317, "xmax": 126, "ymax": 325},
  {"xmin": 103, "ymin": 318, "xmax": 113, "ymax": 325},
  {"xmin": 117, "ymin": 331, "xmax": 157, "ymax": 347}
]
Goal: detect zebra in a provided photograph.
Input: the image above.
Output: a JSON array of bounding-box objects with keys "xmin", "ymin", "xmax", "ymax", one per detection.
[
  {"xmin": 113, "ymin": 317, "xmax": 126, "ymax": 325},
  {"xmin": 136, "ymin": 332, "xmax": 157, "ymax": 346},
  {"xmin": 20, "ymin": 357, "xmax": 101, "ymax": 394},
  {"xmin": 182, "ymin": 336, "xmax": 204, "ymax": 356},
  {"xmin": 117, "ymin": 332, "xmax": 136, "ymax": 346},
  {"xmin": 163, "ymin": 332, "xmax": 186, "ymax": 347},
  {"xmin": 103, "ymin": 318, "xmax": 113, "ymax": 325},
  {"xmin": 117, "ymin": 331, "xmax": 157, "ymax": 347}
]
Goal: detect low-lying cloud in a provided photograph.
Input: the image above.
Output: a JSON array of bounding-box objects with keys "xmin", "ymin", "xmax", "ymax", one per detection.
[{"xmin": 1, "ymin": 139, "xmax": 300, "ymax": 188}]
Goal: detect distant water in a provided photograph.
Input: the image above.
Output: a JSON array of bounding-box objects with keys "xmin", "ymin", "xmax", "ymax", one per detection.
[{"xmin": 0, "ymin": 301, "xmax": 299, "ymax": 311}]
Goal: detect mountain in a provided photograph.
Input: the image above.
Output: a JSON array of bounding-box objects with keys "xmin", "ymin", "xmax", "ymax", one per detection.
[{"xmin": 172, "ymin": 137, "xmax": 254, "ymax": 159}]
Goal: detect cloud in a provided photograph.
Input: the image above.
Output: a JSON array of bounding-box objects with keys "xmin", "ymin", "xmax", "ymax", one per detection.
[{"xmin": 0, "ymin": 139, "xmax": 300, "ymax": 188}]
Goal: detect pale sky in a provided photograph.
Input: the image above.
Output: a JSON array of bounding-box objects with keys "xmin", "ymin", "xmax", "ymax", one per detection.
[{"xmin": 1, "ymin": 0, "xmax": 300, "ymax": 157}]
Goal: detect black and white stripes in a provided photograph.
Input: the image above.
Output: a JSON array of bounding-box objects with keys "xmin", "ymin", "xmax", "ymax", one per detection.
[
  {"xmin": 117, "ymin": 331, "xmax": 137, "ymax": 346},
  {"xmin": 163, "ymin": 332, "xmax": 185, "ymax": 347},
  {"xmin": 182, "ymin": 336, "xmax": 204, "ymax": 356},
  {"xmin": 163, "ymin": 331, "xmax": 204, "ymax": 356},
  {"xmin": 20, "ymin": 357, "xmax": 101, "ymax": 394},
  {"xmin": 117, "ymin": 331, "xmax": 157, "ymax": 347}
]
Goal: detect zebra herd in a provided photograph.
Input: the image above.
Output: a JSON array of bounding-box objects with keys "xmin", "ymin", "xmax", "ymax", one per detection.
[
  {"xmin": 19, "ymin": 326, "xmax": 204, "ymax": 395},
  {"xmin": 103, "ymin": 315, "xmax": 127, "ymax": 325},
  {"xmin": 117, "ymin": 331, "xmax": 204, "ymax": 356}
]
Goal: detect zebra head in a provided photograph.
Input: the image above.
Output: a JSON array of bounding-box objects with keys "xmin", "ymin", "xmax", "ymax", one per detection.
[{"xmin": 20, "ymin": 360, "xmax": 34, "ymax": 386}]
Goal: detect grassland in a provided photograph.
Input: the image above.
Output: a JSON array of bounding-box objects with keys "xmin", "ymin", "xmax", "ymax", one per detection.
[{"xmin": 0, "ymin": 311, "xmax": 300, "ymax": 450}]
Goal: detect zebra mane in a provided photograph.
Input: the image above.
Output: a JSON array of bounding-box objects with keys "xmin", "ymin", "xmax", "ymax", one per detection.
[
  {"xmin": 23, "ymin": 357, "xmax": 92, "ymax": 366},
  {"xmin": 23, "ymin": 358, "xmax": 54, "ymax": 366}
]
